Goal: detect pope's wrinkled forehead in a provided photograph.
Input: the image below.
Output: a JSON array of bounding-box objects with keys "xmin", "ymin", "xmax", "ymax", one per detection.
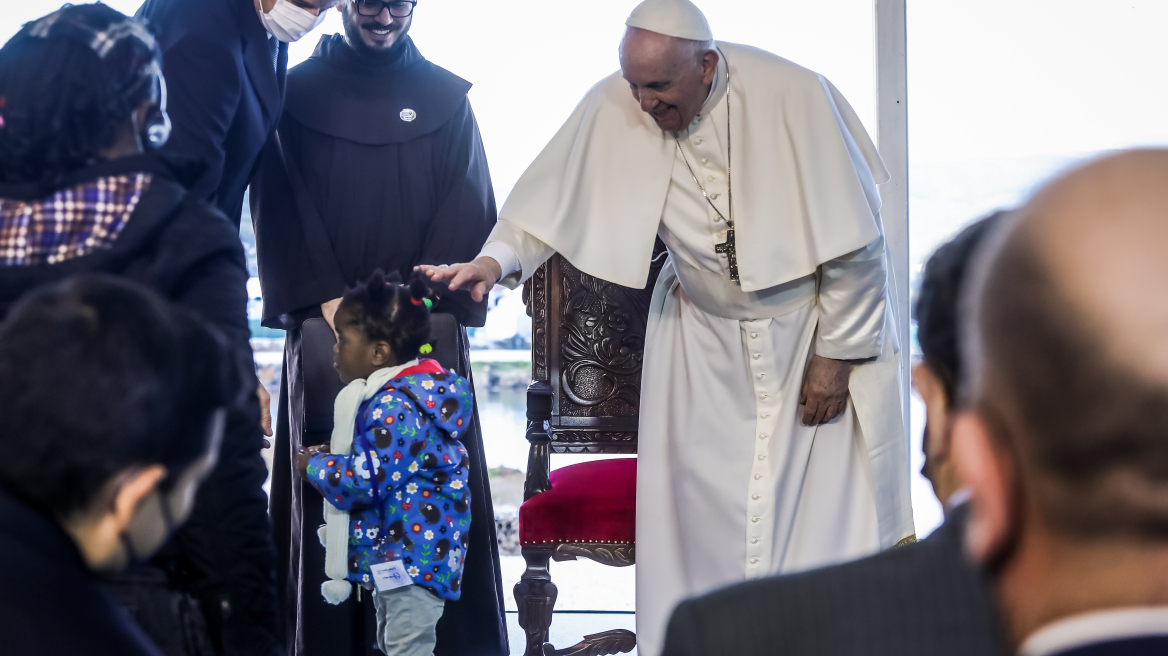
[
  {"xmin": 1018, "ymin": 150, "xmax": 1168, "ymax": 386},
  {"xmin": 620, "ymin": 28, "xmax": 699, "ymax": 74}
]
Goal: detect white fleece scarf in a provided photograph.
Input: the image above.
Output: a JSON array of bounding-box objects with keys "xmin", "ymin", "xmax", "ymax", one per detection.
[{"xmin": 321, "ymin": 360, "xmax": 418, "ymax": 605}]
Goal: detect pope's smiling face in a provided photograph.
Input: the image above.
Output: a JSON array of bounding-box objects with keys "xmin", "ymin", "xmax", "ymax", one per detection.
[{"xmin": 620, "ymin": 27, "xmax": 718, "ymax": 133}]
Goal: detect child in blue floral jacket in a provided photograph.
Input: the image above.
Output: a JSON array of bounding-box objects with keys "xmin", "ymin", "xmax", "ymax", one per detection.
[{"xmin": 296, "ymin": 272, "xmax": 472, "ymax": 656}]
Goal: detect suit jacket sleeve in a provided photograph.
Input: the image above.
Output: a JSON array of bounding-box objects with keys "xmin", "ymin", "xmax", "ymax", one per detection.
[{"xmin": 420, "ymin": 98, "xmax": 497, "ymax": 328}]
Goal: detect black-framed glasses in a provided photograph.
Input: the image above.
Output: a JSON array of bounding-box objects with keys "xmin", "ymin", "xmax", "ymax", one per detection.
[{"xmin": 355, "ymin": 0, "xmax": 416, "ymax": 17}]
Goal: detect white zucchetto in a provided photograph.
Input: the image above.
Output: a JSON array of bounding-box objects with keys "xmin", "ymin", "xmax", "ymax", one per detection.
[{"xmin": 625, "ymin": 0, "xmax": 714, "ymax": 41}]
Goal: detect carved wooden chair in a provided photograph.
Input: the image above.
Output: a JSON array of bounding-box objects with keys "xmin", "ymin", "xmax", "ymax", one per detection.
[{"xmin": 515, "ymin": 245, "xmax": 667, "ymax": 656}]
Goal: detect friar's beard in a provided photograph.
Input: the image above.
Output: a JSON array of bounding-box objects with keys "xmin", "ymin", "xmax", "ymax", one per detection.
[{"xmin": 342, "ymin": 17, "xmax": 410, "ymax": 61}]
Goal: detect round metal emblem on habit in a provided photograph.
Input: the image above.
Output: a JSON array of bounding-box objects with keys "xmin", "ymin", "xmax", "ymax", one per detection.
[{"xmin": 400, "ymin": 108, "xmax": 417, "ymax": 122}]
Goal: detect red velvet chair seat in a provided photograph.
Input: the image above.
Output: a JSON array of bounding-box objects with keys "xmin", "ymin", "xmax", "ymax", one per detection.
[{"xmin": 519, "ymin": 458, "xmax": 636, "ymax": 546}]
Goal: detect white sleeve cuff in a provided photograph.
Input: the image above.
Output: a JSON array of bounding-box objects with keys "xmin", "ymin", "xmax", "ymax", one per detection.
[{"xmin": 477, "ymin": 241, "xmax": 521, "ymax": 279}]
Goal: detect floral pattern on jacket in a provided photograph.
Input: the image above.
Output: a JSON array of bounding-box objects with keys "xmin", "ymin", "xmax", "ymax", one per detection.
[{"xmin": 306, "ymin": 359, "xmax": 472, "ymax": 600}]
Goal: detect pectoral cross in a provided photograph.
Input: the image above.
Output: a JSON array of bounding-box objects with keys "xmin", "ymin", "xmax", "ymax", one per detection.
[{"xmin": 715, "ymin": 223, "xmax": 740, "ymax": 282}]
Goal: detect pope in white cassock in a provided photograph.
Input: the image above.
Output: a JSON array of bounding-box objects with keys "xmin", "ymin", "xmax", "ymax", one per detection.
[{"xmin": 420, "ymin": 0, "xmax": 915, "ymax": 653}]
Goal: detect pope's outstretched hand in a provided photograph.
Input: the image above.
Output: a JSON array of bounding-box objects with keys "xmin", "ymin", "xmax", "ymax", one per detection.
[{"xmin": 415, "ymin": 257, "xmax": 503, "ymax": 303}]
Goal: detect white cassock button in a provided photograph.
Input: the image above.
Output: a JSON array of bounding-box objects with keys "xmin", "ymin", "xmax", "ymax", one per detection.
[
  {"xmin": 752, "ymin": 494, "xmax": 761, "ymax": 500},
  {"xmin": 711, "ymin": 193, "xmax": 720, "ymax": 199},
  {"xmin": 750, "ymin": 332, "xmax": 758, "ymax": 339},
  {"xmin": 756, "ymin": 373, "xmax": 765, "ymax": 380},
  {"xmin": 701, "ymin": 157, "xmax": 710, "ymax": 165},
  {"xmin": 750, "ymin": 557, "xmax": 760, "ymax": 564},
  {"xmin": 751, "ymin": 516, "xmax": 762, "ymax": 523},
  {"xmin": 759, "ymin": 393, "xmax": 769, "ymax": 400},
  {"xmin": 760, "ymin": 413, "xmax": 769, "ymax": 419},
  {"xmin": 758, "ymin": 454, "xmax": 767, "ymax": 461},
  {"xmin": 759, "ymin": 433, "xmax": 768, "ymax": 440},
  {"xmin": 695, "ymin": 138, "xmax": 704, "ymax": 144},
  {"xmin": 753, "ymin": 353, "xmax": 761, "ymax": 360},
  {"xmin": 751, "ymin": 538, "xmax": 760, "ymax": 544},
  {"xmin": 754, "ymin": 473, "xmax": 763, "ymax": 480},
  {"xmin": 713, "ymin": 216, "xmax": 723, "ymax": 222},
  {"xmin": 707, "ymin": 175, "xmax": 716, "ymax": 181}
]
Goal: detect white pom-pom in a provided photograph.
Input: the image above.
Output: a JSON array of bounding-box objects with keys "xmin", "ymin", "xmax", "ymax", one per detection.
[{"xmin": 321, "ymin": 579, "xmax": 352, "ymax": 605}]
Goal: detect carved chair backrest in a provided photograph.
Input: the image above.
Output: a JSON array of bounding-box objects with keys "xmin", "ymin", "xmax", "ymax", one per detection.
[{"xmin": 521, "ymin": 243, "xmax": 668, "ymax": 499}]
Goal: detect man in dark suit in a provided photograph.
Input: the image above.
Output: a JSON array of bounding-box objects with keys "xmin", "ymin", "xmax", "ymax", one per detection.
[
  {"xmin": 947, "ymin": 150, "xmax": 1168, "ymax": 655},
  {"xmin": 135, "ymin": 0, "xmax": 336, "ymax": 226},
  {"xmin": 661, "ymin": 214, "xmax": 1009, "ymax": 656}
]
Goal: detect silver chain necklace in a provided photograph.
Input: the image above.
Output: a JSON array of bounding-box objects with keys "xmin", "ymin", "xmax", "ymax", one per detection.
[{"xmin": 674, "ymin": 65, "xmax": 738, "ymax": 282}]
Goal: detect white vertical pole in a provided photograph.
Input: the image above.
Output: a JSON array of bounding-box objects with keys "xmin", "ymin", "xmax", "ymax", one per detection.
[{"xmin": 874, "ymin": 0, "xmax": 912, "ymax": 441}]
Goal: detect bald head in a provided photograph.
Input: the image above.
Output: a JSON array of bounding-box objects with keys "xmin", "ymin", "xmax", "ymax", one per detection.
[
  {"xmin": 967, "ymin": 149, "xmax": 1168, "ymax": 538},
  {"xmin": 1026, "ymin": 150, "xmax": 1168, "ymax": 385},
  {"xmin": 619, "ymin": 27, "xmax": 718, "ymax": 133}
]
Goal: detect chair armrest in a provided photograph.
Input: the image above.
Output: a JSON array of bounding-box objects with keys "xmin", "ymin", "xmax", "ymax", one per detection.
[{"xmin": 523, "ymin": 380, "xmax": 553, "ymax": 501}]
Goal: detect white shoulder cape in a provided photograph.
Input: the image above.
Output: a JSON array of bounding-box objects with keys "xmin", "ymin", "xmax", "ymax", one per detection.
[{"xmin": 497, "ymin": 42, "xmax": 890, "ymax": 292}]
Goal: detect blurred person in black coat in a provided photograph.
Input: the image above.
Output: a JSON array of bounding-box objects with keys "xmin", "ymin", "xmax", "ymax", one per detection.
[
  {"xmin": 0, "ymin": 6, "xmax": 278, "ymax": 655},
  {"xmin": 250, "ymin": 2, "xmax": 506, "ymax": 654},
  {"xmin": 661, "ymin": 213, "xmax": 1010, "ymax": 656},
  {"xmin": 0, "ymin": 276, "xmax": 240, "ymax": 656}
]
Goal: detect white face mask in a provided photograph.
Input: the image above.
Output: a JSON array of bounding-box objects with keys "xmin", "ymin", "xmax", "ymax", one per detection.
[{"xmin": 257, "ymin": 0, "xmax": 328, "ymax": 43}]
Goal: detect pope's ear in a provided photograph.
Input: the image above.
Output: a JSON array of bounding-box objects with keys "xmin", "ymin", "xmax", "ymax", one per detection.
[
  {"xmin": 701, "ymin": 49, "xmax": 719, "ymax": 85},
  {"xmin": 951, "ymin": 411, "xmax": 1017, "ymax": 565}
]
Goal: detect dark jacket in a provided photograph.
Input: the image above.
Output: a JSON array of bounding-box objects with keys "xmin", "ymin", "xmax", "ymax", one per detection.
[
  {"xmin": 136, "ymin": 0, "xmax": 287, "ymax": 225},
  {"xmin": 0, "ymin": 155, "xmax": 282, "ymax": 656},
  {"xmin": 662, "ymin": 504, "xmax": 1008, "ymax": 656},
  {"xmin": 1050, "ymin": 637, "xmax": 1168, "ymax": 656},
  {"xmin": 0, "ymin": 493, "xmax": 164, "ymax": 656}
]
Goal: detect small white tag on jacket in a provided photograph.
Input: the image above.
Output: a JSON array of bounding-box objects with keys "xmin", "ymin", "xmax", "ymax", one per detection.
[{"xmin": 369, "ymin": 560, "xmax": 412, "ymax": 593}]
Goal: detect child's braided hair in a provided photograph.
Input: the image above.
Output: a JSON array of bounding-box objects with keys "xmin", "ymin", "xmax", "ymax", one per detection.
[{"xmin": 340, "ymin": 270, "xmax": 437, "ymax": 361}]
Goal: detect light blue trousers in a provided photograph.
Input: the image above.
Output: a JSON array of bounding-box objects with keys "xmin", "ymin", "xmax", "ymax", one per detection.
[{"xmin": 372, "ymin": 585, "xmax": 446, "ymax": 656}]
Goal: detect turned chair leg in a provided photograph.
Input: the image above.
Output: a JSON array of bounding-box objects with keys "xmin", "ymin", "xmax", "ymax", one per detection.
[{"xmin": 514, "ymin": 545, "xmax": 558, "ymax": 656}]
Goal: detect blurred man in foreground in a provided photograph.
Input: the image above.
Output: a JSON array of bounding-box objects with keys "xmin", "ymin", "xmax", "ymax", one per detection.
[
  {"xmin": 0, "ymin": 276, "xmax": 241, "ymax": 656},
  {"xmin": 954, "ymin": 150, "xmax": 1168, "ymax": 655}
]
